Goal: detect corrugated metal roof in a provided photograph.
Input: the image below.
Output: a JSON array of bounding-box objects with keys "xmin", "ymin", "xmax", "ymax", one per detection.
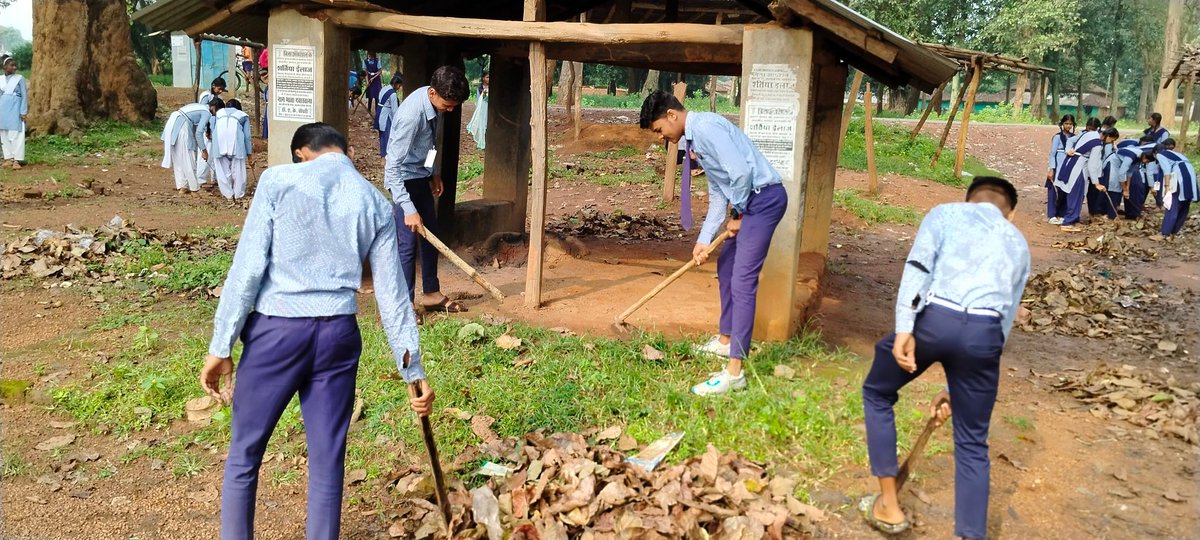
[{"xmin": 134, "ymin": 0, "xmax": 269, "ymax": 43}]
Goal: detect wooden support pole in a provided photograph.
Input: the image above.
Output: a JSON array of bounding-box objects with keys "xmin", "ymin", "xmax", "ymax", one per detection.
[
  {"xmin": 571, "ymin": 12, "xmax": 586, "ymax": 140},
  {"xmin": 193, "ymin": 39, "xmax": 202, "ymax": 102},
  {"xmin": 661, "ymin": 81, "xmax": 688, "ymax": 202},
  {"xmin": 931, "ymin": 67, "xmax": 970, "ymax": 167},
  {"xmin": 837, "ymin": 69, "xmax": 863, "ymax": 158},
  {"xmin": 525, "ymin": 0, "xmax": 548, "ymax": 308},
  {"xmin": 1179, "ymin": 73, "xmax": 1195, "ymax": 152},
  {"xmin": 864, "ymin": 83, "xmax": 878, "ymax": 195},
  {"xmin": 709, "ymin": 13, "xmax": 724, "ymax": 113},
  {"xmin": 910, "ymin": 80, "xmax": 945, "ymax": 140},
  {"xmin": 953, "ymin": 60, "xmax": 983, "ymax": 178}
]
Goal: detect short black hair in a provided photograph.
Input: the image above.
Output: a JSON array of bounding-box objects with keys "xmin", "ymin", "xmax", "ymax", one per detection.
[
  {"xmin": 390, "ymin": 73, "xmax": 403, "ymax": 86},
  {"xmin": 1101, "ymin": 127, "xmax": 1119, "ymax": 139},
  {"xmin": 211, "ymin": 77, "xmax": 227, "ymax": 89},
  {"xmin": 290, "ymin": 122, "xmax": 348, "ymax": 163},
  {"xmin": 209, "ymin": 97, "xmax": 225, "ymax": 111},
  {"xmin": 639, "ymin": 90, "xmax": 685, "ymax": 129},
  {"xmin": 1085, "ymin": 117, "xmax": 1101, "ymax": 130},
  {"xmin": 1101, "ymin": 115, "xmax": 1117, "ymax": 128},
  {"xmin": 1139, "ymin": 135, "xmax": 1157, "ymax": 144},
  {"xmin": 1162, "ymin": 138, "xmax": 1176, "ymax": 148},
  {"xmin": 966, "ymin": 176, "xmax": 1018, "ymax": 210},
  {"xmin": 225, "ymin": 99, "xmax": 242, "ymax": 111},
  {"xmin": 430, "ymin": 66, "xmax": 469, "ymax": 103}
]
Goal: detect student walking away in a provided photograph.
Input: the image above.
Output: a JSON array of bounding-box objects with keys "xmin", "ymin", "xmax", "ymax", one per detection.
[
  {"xmin": 1045, "ymin": 115, "xmax": 1075, "ymax": 224},
  {"xmin": 375, "ymin": 74, "xmax": 403, "ymax": 160},
  {"xmin": 201, "ymin": 123, "xmax": 433, "ymax": 540},
  {"xmin": 466, "ymin": 71, "xmax": 489, "ymax": 150},
  {"xmin": 1152, "ymin": 140, "xmax": 1198, "ymax": 237},
  {"xmin": 1090, "ymin": 127, "xmax": 1122, "ymax": 220},
  {"xmin": 1055, "ymin": 117, "xmax": 1101, "ymax": 227},
  {"xmin": 860, "ymin": 177, "xmax": 1030, "ymax": 539},
  {"xmin": 200, "ymin": 77, "xmax": 228, "ymax": 106},
  {"xmin": 384, "ymin": 65, "xmax": 471, "ymax": 314},
  {"xmin": 638, "ymin": 90, "xmax": 787, "ymax": 396},
  {"xmin": 364, "ymin": 52, "xmax": 383, "ymax": 116},
  {"xmin": 212, "ymin": 99, "xmax": 253, "ymax": 203},
  {"xmin": 0, "ymin": 56, "xmax": 28, "ymax": 169},
  {"xmin": 1145, "ymin": 112, "xmax": 1170, "ymax": 145},
  {"xmin": 1111, "ymin": 138, "xmax": 1151, "ymax": 220},
  {"xmin": 161, "ymin": 98, "xmax": 222, "ymax": 194}
]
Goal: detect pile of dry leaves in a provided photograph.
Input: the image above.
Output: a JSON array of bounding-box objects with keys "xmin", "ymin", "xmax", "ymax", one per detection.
[
  {"xmin": 1046, "ymin": 365, "xmax": 1199, "ymax": 445},
  {"xmin": 380, "ymin": 429, "xmax": 823, "ymax": 539},
  {"xmin": 1053, "ymin": 227, "xmax": 1158, "ymax": 261},
  {"xmin": 1, "ymin": 215, "xmax": 231, "ymax": 285},
  {"xmin": 548, "ymin": 207, "xmax": 683, "ymax": 242},
  {"xmin": 1019, "ymin": 262, "xmax": 1193, "ymax": 355}
]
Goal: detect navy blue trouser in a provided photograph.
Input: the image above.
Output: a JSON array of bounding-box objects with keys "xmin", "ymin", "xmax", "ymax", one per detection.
[
  {"xmin": 1044, "ymin": 179, "xmax": 1057, "ymax": 218},
  {"xmin": 1062, "ymin": 178, "xmax": 1087, "ymax": 225},
  {"xmin": 1086, "ymin": 182, "xmax": 1107, "ymax": 216},
  {"xmin": 394, "ymin": 177, "xmax": 441, "ymax": 302},
  {"xmin": 221, "ymin": 314, "xmax": 361, "ymax": 540},
  {"xmin": 1162, "ymin": 199, "xmax": 1192, "ymax": 236},
  {"xmin": 1125, "ymin": 178, "xmax": 1147, "ymax": 220},
  {"xmin": 1095, "ymin": 189, "xmax": 1121, "ymax": 220},
  {"xmin": 715, "ymin": 183, "xmax": 787, "ymax": 360},
  {"xmin": 863, "ymin": 304, "xmax": 1004, "ymax": 540}
]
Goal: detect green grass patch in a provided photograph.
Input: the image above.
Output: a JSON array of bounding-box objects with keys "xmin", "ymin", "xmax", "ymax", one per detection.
[
  {"xmin": 148, "ymin": 74, "xmax": 173, "ymax": 87},
  {"xmin": 26, "ymin": 121, "xmax": 164, "ymax": 166},
  {"xmin": 118, "ymin": 239, "xmax": 233, "ymax": 292},
  {"xmin": 548, "ymin": 92, "xmax": 740, "ymax": 115},
  {"xmin": 188, "ymin": 225, "xmax": 241, "ymax": 239},
  {"xmin": 1, "ymin": 450, "xmax": 31, "ymax": 478},
  {"xmin": 834, "ymin": 189, "xmax": 922, "ymax": 226},
  {"xmin": 44, "ymin": 185, "xmax": 86, "ymax": 201},
  {"xmin": 1003, "ymin": 415, "xmax": 1035, "ymax": 432},
  {"xmin": 458, "ymin": 155, "xmax": 484, "ymax": 181},
  {"xmin": 840, "ymin": 117, "xmax": 1001, "ymax": 188}
]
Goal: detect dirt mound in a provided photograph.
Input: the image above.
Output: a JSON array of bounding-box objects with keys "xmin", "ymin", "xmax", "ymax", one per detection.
[
  {"xmin": 471, "ymin": 232, "xmax": 589, "ymax": 269},
  {"xmin": 548, "ymin": 207, "xmax": 684, "ymax": 243},
  {"xmin": 560, "ymin": 122, "xmax": 660, "ymax": 156},
  {"xmin": 382, "ymin": 430, "xmax": 824, "ymax": 539}
]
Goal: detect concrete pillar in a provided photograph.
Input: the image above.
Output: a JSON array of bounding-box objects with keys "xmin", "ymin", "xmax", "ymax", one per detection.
[
  {"xmin": 266, "ymin": 8, "xmax": 350, "ymax": 166},
  {"xmin": 738, "ymin": 24, "xmax": 843, "ymax": 341},
  {"xmin": 481, "ymin": 55, "xmax": 532, "ymax": 233}
]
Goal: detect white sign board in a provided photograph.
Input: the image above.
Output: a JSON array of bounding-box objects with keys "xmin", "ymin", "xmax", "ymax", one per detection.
[
  {"xmin": 744, "ymin": 64, "xmax": 800, "ymax": 179},
  {"xmin": 272, "ymin": 45, "xmax": 317, "ymax": 122}
]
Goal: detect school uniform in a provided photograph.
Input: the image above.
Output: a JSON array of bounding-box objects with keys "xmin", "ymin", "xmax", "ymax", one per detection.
[
  {"xmin": 0, "ymin": 72, "xmax": 27, "ymax": 163},
  {"xmin": 466, "ymin": 85, "xmax": 488, "ymax": 151},
  {"xmin": 1110, "ymin": 143, "xmax": 1149, "ymax": 220},
  {"xmin": 1086, "ymin": 139, "xmax": 1115, "ymax": 217},
  {"xmin": 383, "ymin": 86, "xmax": 444, "ymax": 302},
  {"xmin": 1155, "ymin": 150, "xmax": 1199, "ymax": 236},
  {"xmin": 375, "ymin": 86, "xmax": 399, "ymax": 157},
  {"xmin": 196, "ymin": 93, "xmax": 219, "ymax": 183},
  {"xmin": 1045, "ymin": 131, "xmax": 1072, "ymax": 219},
  {"xmin": 686, "ymin": 111, "xmax": 787, "ymax": 363},
  {"xmin": 364, "ymin": 57, "xmax": 382, "ymax": 104},
  {"xmin": 1145, "ymin": 126, "xmax": 1170, "ymax": 145},
  {"xmin": 211, "ymin": 108, "xmax": 253, "ymax": 200},
  {"xmin": 1055, "ymin": 130, "xmax": 1101, "ymax": 225},
  {"xmin": 160, "ymin": 103, "xmax": 213, "ymax": 191},
  {"xmin": 863, "ymin": 202, "xmax": 1030, "ymax": 540},
  {"xmin": 210, "ymin": 152, "xmax": 423, "ymax": 540}
]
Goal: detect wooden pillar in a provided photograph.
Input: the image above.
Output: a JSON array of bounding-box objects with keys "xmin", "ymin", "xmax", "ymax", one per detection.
[
  {"xmin": 1179, "ymin": 73, "xmax": 1195, "ymax": 152},
  {"xmin": 481, "ymin": 55, "xmax": 531, "ymax": 233},
  {"xmin": 572, "ymin": 60, "xmax": 583, "ymax": 140},
  {"xmin": 661, "ymin": 81, "xmax": 688, "ymax": 202},
  {"xmin": 436, "ymin": 52, "xmax": 465, "ymax": 239},
  {"xmin": 265, "ymin": 8, "xmax": 350, "ymax": 166},
  {"xmin": 525, "ymin": 0, "xmax": 548, "ymax": 308},
  {"xmin": 864, "ymin": 83, "xmax": 877, "ymax": 194},
  {"xmin": 709, "ymin": 13, "xmax": 724, "ymax": 112},
  {"xmin": 193, "ymin": 39, "xmax": 202, "ymax": 102},
  {"xmin": 837, "ymin": 69, "xmax": 863, "ymax": 158},
  {"xmin": 910, "ymin": 80, "xmax": 945, "ymax": 140},
  {"xmin": 1012, "ymin": 70, "xmax": 1028, "ymax": 117},
  {"xmin": 954, "ymin": 60, "xmax": 983, "ymax": 178},
  {"xmin": 931, "ymin": 66, "xmax": 970, "ymax": 167},
  {"xmin": 740, "ymin": 24, "xmax": 829, "ymax": 341},
  {"xmin": 401, "ymin": 37, "xmax": 432, "ymax": 98}
]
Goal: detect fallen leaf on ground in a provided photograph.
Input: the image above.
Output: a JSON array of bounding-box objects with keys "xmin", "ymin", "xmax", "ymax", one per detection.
[
  {"xmin": 35, "ymin": 434, "xmax": 76, "ymax": 451},
  {"xmin": 495, "ymin": 334, "xmax": 523, "ymax": 350},
  {"xmin": 998, "ymin": 453, "xmax": 1029, "ymax": 472},
  {"xmin": 49, "ymin": 421, "xmax": 75, "ymax": 429},
  {"xmin": 347, "ymin": 469, "xmax": 368, "ymax": 484},
  {"xmin": 594, "ymin": 425, "xmax": 622, "ymax": 442},
  {"xmin": 471, "ymin": 415, "xmax": 499, "ymax": 444},
  {"xmin": 641, "ymin": 345, "xmax": 665, "ymax": 361},
  {"xmin": 773, "ymin": 365, "xmax": 796, "ymax": 379}
]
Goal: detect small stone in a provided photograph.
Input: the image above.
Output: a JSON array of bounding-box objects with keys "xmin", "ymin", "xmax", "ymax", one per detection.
[{"xmin": 773, "ymin": 365, "xmax": 796, "ymax": 380}]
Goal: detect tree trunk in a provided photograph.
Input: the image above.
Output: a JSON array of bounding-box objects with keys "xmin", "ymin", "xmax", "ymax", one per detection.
[
  {"xmin": 29, "ymin": 0, "xmax": 157, "ymax": 136},
  {"xmin": 903, "ymin": 87, "xmax": 920, "ymax": 115},
  {"xmin": 557, "ymin": 61, "xmax": 575, "ymax": 111},
  {"xmin": 641, "ymin": 69, "xmax": 660, "ymax": 95},
  {"xmin": 1076, "ymin": 51, "xmax": 1085, "ymax": 119},
  {"xmin": 1012, "ymin": 71, "xmax": 1028, "ymax": 116},
  {"xmin": 1108, "ymin": 64, "xmax": 1120, "ymax": 119},
  {"xmin": 1153, "ymin": 0, "xmax": 1184, "ymax": 127},
  {"xmin": 1051, "ymin": 75, "xmax": 1061, "ymax": 120},
  {"xmin": 1138, "ymin": 70, "xmax": 1152, "ymax": 121}
]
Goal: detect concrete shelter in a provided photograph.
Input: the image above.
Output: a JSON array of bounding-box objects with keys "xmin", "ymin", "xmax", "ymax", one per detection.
[{"xmin": 135, "ymin": 0, "xmax": 956, "ymax": 342}]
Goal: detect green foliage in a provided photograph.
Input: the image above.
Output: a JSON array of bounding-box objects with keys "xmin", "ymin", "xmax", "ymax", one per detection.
[
  {"xmin": 981, "ymin": 0, "xmax": 1081, "ymax": 62},
  {"xmin": 26, "ymin": 121, "xmax": 163, "ymax": 166},
  {"xmin": 834, "ymin": 189, "xmax": 923, "ymax": 225},
  {"xmin": 172, "ymin": 453, "xmax": 208, "ymax": 478},
  {"xmin": 970, "ymin": 103, "xmax": 1044, "ymax": 124},
  {"xmin": 10, "ymin": 41, "xmax": 32, "ymax": 71},
  {"xmin": 1004, "ymin": 415, "xmax": 1035, "ymax": 432},
  {"xmin": 44, "ymin": 185, "xmax": 85, "ymax": 201},
  {"xmin": 148, "ymin": 74, "xmax": 172, "ymax": 87},
  {"xmin": 839, "ymin": 117, "xmax": 1001, "ymax": 187},
  {"xmin": 118, "ymin": 239, "xmax": 232, "ymax": 292},
  {"xmin": 458, "ymin": 155, "xmax": 484, "ymax": 181},
  {"xmin": 1, "ymin": 450, "xmax": 30, "ymax": 478}
]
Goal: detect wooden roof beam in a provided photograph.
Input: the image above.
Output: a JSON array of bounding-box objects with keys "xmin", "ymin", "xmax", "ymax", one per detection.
[
  {"xmin": 320, "ymin": 9, "xmax": 744, "ymax": 45},
  {"xmin": 184, "ymin": 0, "xmax": 259, "ymax": 36},
  {"xmin": 771, "ymin": 0, "xmax": 899, "ymax": 64}
]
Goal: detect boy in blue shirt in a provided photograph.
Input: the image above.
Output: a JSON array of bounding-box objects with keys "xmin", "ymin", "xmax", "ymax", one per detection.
[{"xmin": 639, "ymin": 90, "xmax": 787, "ymax": 396}]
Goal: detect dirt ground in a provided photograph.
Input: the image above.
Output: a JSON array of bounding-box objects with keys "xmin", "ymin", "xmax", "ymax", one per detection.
[{"xmin": 1, "ymin": 88, "xmax": 1197, "ymax": 539}]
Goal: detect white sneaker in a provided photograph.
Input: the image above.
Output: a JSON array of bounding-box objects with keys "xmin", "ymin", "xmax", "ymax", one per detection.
[
  {"xmin": 1048, "ymin": 217, "xmax": 1064, "ymax": 225},
  {"xmin": 692, "ymin": 336, "xmax": 731, "ymax": 358},
  {"xmin": 691, "ymin": 370, "xmax": 747, "ymax": 396}
]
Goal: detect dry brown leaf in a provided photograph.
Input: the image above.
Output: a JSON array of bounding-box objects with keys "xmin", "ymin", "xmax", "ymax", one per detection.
[
  {"xmin": 772, "ymin": 365, "xmax": 796, "ymax": 380},
  {"xmin": 471, "ymin": 415, "xmax": 499, "ymax": 444},
  {"xmin": 594, "ymin": 425, "xmax": 623, "ymax": 442},
  {"xmin": 642, "ymin": 344, "xmax": 665, "ymax": 361},
  {"xmin": 347, "ymin": 469, "xmax": 368, "ymax": 484},
  {"xmin": 496, "ymin": 334, "xmax": 524, "ymax": 350},
  {"xmin": 35, "ymin": 434, "xmax": 76, "ymax": 451}
]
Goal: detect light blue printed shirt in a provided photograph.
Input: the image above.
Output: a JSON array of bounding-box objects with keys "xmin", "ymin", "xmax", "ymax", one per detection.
[
  {"xmin": 208, "ymin": 152, "xmax": 425, "ymax": 382},
  {"xmin": 895, "ymin": 202, "xmax": 1030, "ymax": 340},
  {"xmin": 384, "ymin": 86, "xmax": 439, "ymax": 216},
  {"xmin": 683, "ymin": 111, "xmax": 782, "ymax": 245}
]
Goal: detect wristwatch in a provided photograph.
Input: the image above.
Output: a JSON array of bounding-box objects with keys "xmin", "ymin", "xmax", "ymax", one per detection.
[{"xmin": 729, "ymin": 207, "xmax": 742, "ymax": 220}]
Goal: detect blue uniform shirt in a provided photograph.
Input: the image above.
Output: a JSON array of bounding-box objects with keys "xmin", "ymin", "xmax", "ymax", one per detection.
[
  {"xmin": 209, "ymin": 152, "xmax": 425, "ymax": 382},
  {"xmin": 683, "ymin": 111, "xmax": 782, "ymax": 245},
  {"xmin": 895, "ymin": 203, "xmax": 1030, "ymax": 340},
  {"xmin": 383, "ymin": 86, "xmax": 439, "ymax": 216}
]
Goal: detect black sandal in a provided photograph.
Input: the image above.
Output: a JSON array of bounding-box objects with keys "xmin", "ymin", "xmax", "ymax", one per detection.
[{"xmin": 424, "ymin": 298, "xmax": 468, "ymax": 313}]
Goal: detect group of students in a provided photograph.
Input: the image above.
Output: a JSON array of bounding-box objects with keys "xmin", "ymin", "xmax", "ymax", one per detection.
[
  {"xmin": 1046, "ymin": 112, "xmax": 1197, "ymax": 236},
  {"xmin": 161, "ymin": 77, "xmax": 253, "ymax": 203}
]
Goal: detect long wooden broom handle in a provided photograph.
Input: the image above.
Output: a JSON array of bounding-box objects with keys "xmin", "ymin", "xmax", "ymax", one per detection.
[
  {"xmin": 419, "ymin": 226, "xmax": 506, "ymax": 301},
  {"xmin": 614, "ymin": 230, "xmax": 733, "ymax": 325}
]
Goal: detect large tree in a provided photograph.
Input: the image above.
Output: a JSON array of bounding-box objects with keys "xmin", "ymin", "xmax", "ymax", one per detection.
[{"xmin": 28, "ymin": 0, "xmax": 157, "ymax": 136}]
